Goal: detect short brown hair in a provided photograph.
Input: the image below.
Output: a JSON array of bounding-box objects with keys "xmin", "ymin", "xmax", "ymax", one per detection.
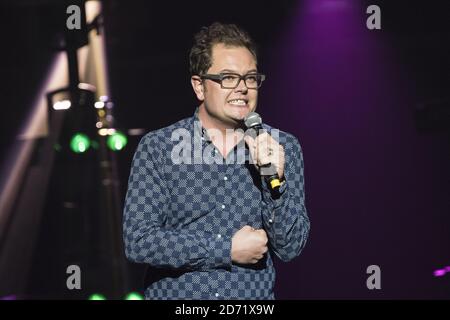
[{"xmin": 189, "ymin": 22, "xmax": 258, "ymax": 76}]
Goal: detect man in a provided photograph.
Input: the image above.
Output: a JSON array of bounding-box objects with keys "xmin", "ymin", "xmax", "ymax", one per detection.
[{"xmin": 123, "ymin": 22, "xmax": 310, "ymax": 299}]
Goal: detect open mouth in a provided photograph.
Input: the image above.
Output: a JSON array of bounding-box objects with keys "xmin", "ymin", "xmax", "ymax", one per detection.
[{"xmin": 228, "ymin": 99, "xmax": 248, "ymax": 106}]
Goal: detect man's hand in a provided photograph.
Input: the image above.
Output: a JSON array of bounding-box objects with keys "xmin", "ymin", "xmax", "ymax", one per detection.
[
  {"xmin": 231, "ymin": 225, "xmax": 268, "ymax": 264},
  {"xmin": 244, "ymin": 132, "xmax": 285, "ymax": 179}
]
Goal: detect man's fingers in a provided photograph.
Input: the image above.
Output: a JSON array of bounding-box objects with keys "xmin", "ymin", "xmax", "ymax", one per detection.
[
  {"xmin": 254, "ymin": 229, "xmax": 265, "ymax": 235},
  {"xmin": 247, "ymin": 133, "xmax": 274, "ymax": 151},
  {"xmin": 254, "ymin": 132, "xmax": 271, "ymax": 143},
  {"xmin": 258, "ymin": 155, "xmax": 272, "ymax": 167},
  {"xmin": 255, "ymin": 140, "xmax": 272, "ymax": 156},
  {"xmin": 244, "ymin": 135, "xmax": 255, "ymax": 150},
  {"xmin": 255, "ymin": 229, "xmax": 268, "ymax": 244},
  {"xmin": 245, "ymin": 133, "xmax": 283, "ymax": 175}
]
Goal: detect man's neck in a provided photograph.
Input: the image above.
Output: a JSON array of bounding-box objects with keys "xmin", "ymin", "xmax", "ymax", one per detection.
[{"xmin": 197, "ymin": 104, "xmax": 241, "ymax": 135}]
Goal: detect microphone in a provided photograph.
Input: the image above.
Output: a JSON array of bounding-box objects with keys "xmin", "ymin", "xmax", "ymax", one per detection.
[{"xmin": 244, "ymin": 112, "xmax": 281, "ymax": 191}]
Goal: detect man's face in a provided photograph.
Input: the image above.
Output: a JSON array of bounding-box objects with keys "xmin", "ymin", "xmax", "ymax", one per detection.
[{"xmin": 195, "ymin": 43, "xmax": 259, "ymax": 127}]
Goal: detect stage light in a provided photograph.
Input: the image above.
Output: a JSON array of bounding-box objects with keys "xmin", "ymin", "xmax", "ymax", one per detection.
[
  {"xmin": 47, "ymin": 84, "xmax": 96, "ymax": 113},
  {"xmin": 433, "ymin": 266, "xmax": 450, "ymax": 277},
  {"xmin": 50, "ymin": 89, "xmax": 72, "ymax": 111},
  {"xmin": 88, "ymin": 293, "xmax": 106, "ymax": 300},
  {"xmin": 98, "ymin": 128, "xmax": 108, "ymax": 136},
  {"xmin": 434, "ymin": 269, "xmax": 446, "ymax": 277},
  {"xmin": 53, "ymin": 100, "xmax": 72, "ymax": 110},
  {"xmin": 107, "ymin": 131, "xmax": 127, "ymax": 151},
  {"xmin": 94, "ymin": 101, "xmax": 104, "ymax": 109},
  {"xmin": 124, "ymin": 292, "xmax": 144, "ymax": 300},
  {"xmin": 70, "ymin": 133, "xmax": 91, "ymax": 153}
]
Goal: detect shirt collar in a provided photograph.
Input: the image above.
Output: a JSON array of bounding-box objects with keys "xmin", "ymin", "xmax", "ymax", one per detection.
[
  {"xmin": 191, "ymin": 107, "xmax": 253, "ymax": 151},
  {"xmin": 191, "ymin": 107, "xmax": 253, "ymax": 162},
  {"xmin": 193, "ymin": 107, "xmax": 212, "ymax": 143}
]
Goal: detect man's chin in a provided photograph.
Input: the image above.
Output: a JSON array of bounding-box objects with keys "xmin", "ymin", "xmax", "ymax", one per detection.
[
  {"xmin": 226, "ymin": 105, "xmax": 252, "ymax": 121},
  {"xmin": 226, "ymin": 114, "xmax": 247, "ymax": 126}
]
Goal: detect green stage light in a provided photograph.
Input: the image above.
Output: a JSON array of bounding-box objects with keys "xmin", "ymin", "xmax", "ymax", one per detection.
[
  {"xmin": 125, "ymin": 292, "xmax": 144, "ymax": 300},
  {"xmin": 88, "ymin": 293, "xmax": 106, "ymax": 300},
  {"xmin": 70, "ymin": 133, "xmax": 91, "ymax": 153},
  {"xmin": 107, "ymin": 131, "xmax": 128, "ymax": 151}
]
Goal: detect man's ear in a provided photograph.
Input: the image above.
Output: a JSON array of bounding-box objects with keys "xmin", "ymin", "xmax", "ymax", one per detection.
[{"xmin": 191, "ymin": 76, "xmax": 205, "ymax": 101}]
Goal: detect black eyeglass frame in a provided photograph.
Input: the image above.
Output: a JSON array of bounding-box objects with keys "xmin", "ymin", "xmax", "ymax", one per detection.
[{"xmin": 200, "ymin": 72, "xmax": 266, "ymax": 89}]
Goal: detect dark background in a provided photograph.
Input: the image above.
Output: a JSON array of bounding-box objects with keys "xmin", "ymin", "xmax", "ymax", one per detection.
[{"xmin": 0, "ymin": 0, "xmax": 449, "ymax": 299}]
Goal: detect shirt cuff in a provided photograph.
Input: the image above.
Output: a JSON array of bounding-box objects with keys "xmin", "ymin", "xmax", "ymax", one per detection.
[
  {"xmin": 205, "ymin": 233, "xmax": 232, "ymax": 270},
  {"xmin": 260, "ymin": 178, "xmax": 290, "ymax": 227},
  {"xmin": 262, "ymin": 177, "xmax": 289, "ymax": 208}
]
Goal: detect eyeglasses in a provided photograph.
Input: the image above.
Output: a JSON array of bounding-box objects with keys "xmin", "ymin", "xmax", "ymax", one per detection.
[{"xmin": 200, "ymin": 73, "xmax": 266, "ymax": 89}]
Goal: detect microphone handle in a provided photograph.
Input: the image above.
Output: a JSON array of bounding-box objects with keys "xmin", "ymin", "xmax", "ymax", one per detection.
[{"xmin": 250, "ymin": 125, "xmax": 281, "ymax": 190}]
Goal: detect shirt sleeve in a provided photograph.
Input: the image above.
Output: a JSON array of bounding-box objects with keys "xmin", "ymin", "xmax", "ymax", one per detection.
[
  {"xmin": 122, "ymin": 134, "xmax": 232, "ymax": 271},
  {"xmin": 260, "ymin": 135, "xmax": 310, "ymax": 262}
]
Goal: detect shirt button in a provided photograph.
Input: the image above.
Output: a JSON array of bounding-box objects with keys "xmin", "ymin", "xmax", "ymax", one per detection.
[
  {"xmin": 215, "ymin": 293, "xmax": 219, "ymax": 298},
  {"xmin": 268, "ymin": 219, "xmax": 273, "ymax": 223},
  {"xmin": 221, "ymin": 204, "xmax": 225, "ymax": 209},
  {"xmin": 223, "ymin": 176, "xmax": 228, "ymax": 181},
  {"xmin": 217, "ymin": 234, "xmax": 221, "ymax": 239}
]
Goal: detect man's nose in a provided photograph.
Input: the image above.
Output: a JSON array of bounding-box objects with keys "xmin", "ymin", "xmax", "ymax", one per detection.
[{"xmin": 234, "ymin": 78, "xmax": 248, "ymax": 93}]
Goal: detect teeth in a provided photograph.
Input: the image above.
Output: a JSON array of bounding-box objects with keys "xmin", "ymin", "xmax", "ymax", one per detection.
[{"xmin": 229, "ymin": 99, "xmax": 246, "ymax": 105}]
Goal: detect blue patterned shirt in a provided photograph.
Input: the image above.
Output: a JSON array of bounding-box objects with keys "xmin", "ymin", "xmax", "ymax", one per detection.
[{"xmin": 122, "ymin": 108, "xmax": 310, "ymax": 300}]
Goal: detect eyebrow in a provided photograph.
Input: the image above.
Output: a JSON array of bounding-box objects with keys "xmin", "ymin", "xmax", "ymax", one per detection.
[{"xmin": 219, "ymin": 69, "xmax": 258, "ymax": 74}]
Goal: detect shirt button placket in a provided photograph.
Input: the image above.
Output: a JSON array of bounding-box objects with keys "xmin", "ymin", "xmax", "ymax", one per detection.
[{"xmin": 222, "ymin": 176, "xmax": 228, "ymax": 209}]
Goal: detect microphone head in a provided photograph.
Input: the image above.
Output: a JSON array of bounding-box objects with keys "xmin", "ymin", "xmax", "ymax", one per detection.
[{"xmin": 244, "ymin": 112, "xmax": 262, "ymax": 129}]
